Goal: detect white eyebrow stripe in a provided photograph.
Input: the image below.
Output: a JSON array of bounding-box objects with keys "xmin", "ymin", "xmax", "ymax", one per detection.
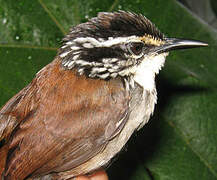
[
  {"xmin": 74, "ymin": 36, "xmax": 139, "ymax": 48},
  {"xmin": 74, "ymin": 37, "xmax": 101, "ymax": 47}
]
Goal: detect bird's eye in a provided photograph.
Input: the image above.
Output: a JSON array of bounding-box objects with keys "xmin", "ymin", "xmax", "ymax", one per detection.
[{"xmin": 127, "ymin": 42, "xmax": 145, "ymax": 56}]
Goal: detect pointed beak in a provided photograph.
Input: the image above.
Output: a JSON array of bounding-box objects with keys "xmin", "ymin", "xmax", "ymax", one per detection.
[{"xmin": 155, "ymin": 38, "xmax": 208, "ymax": 54}]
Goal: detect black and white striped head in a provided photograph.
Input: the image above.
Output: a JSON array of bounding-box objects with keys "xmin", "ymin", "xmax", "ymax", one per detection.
[{"xmin": 59, "ymin": 11, "xmax": 207, "ymax": 83}]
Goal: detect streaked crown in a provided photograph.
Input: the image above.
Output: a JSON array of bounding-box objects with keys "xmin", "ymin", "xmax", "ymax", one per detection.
[{"xmin": 59, "ymin": 11, "xmax": 165, "ymax": 80}]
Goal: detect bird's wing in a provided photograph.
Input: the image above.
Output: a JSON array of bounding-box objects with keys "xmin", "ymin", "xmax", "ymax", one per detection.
[
  {"xmin": 0, "ymin": 86, "xmax": 29, "ymax": 142},
  {"xmin": 0, "ymin": 81, "xmax": 40, "ymax": 178},
  {"xmin": 2, "ymin": 60, "xmax": 130, "ymax": 179}
]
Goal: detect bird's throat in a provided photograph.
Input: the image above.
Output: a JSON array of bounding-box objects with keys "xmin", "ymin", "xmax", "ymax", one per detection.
[{"xmin": 133, "ymin": 53, "xmax": 168, "ymax": 92}]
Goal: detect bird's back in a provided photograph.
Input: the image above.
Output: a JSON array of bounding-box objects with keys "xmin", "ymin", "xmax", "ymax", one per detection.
[{"xmin": 0, "ymin": 58, "xmax": 130, "ymax": 179}]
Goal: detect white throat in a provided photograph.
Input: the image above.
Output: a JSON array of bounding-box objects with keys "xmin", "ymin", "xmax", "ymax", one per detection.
[{"xmin": 133, "ymin": 53, "xmax": 168, "ymax": 91}]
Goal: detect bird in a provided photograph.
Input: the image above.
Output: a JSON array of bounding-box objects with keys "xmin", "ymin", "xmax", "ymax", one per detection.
[{"xmin": 0, "ymin": 11, "xmax": 208, "ymax": 180}]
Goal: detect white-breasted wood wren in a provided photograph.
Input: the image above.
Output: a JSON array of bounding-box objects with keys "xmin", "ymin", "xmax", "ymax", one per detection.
[{"xmin": 0, "ymin": 11, "xmax": 208, "ymax": 179}]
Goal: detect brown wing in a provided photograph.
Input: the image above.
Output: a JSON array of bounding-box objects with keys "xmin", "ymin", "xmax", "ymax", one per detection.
[
  {"xmin": 1, "ymin": 59, "xmax": 130, "ymax": 179},
  {"xmin": 0, "ymin": 78, "xmax": 39, "ymax": 178}
]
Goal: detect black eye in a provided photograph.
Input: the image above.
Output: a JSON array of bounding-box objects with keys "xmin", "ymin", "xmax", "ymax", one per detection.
[{"xmin": 127, "ymin": 42, "xmax": 145, "ymax": 56}]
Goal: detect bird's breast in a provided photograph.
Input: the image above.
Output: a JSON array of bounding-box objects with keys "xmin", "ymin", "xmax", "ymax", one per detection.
[
  {"xmin": 99, "ymin": 83, "xmax": 157, "ymax": 160},
  {"xmin": 70, "ymin": 83, "xmax": 157, "ymax": 175}
]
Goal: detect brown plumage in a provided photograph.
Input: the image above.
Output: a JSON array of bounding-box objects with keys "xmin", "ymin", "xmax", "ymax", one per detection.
[
  {"xmin": 0, "ymin": 10, "xmax": 207, "ymax": 180},
  {"xmin": 0, "ymin": 57, "xmax": 129, "ymax": 179}
]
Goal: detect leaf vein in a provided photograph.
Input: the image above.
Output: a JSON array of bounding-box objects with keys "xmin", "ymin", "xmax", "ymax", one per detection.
[
  {"xmin": 165, "ymin": 119, "xmax": 217, "ymax": 178},
  {"xmin": 38, "ymin": 0, "xmax": 67, "ymax": 35},
  {"xmin": 108, "ymin": 0, "xmax": 119, "ymax": 11},
  {"xmin": 0, "ymin": 44, "xmax": 57, "ymax": 51}
]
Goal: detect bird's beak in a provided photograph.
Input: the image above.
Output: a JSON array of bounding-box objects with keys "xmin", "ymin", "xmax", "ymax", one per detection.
[{"xmin": 154, "ymin": 38, "xmax": 208, "ymax": 54}]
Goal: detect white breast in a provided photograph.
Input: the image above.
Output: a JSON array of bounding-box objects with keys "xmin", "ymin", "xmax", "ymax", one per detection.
[{"xmin": 134, "ymin": 53, "xmax": 168, "ymax": 91}]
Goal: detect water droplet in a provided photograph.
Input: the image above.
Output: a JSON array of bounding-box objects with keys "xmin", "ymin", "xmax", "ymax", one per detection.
[
  {"xmin": 89, "ymin": 8, "xmax": 93, "ymax": 12},
  {"xmin": 28, "ymin": 56, "xmax": 32, "ymax": 60},
  {"xmin": 15, "ymin": 36, "xmax": 20, "ymax": 40},
  {"xmin": 6, "ymin": 50, "xmax": 9, "ymax": 54},
  {"xmin": 3, "ymin": 18, "xmax": 7, "ymax": 24},
  {"xmin": 85, "ymin": 15, "xmax": 89, "ymax": 19},
  {"xmin": 118, "ymin": 5, "xmax": 122, "ymax": 9},
  {"xmin": 200, "ymin": 64, "xmax": 204, "ymax": 68}
]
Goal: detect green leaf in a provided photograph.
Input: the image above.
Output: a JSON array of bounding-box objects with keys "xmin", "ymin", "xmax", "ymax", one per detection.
[{"xmin": 0, "ymin": 0, "xmax": 216, "ymax": 180}]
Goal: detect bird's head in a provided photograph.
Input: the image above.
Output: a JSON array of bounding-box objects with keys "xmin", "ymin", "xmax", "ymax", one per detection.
[{"xmin": 59, "ymin": 11, "xmax": 207, "ymax": 89}]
